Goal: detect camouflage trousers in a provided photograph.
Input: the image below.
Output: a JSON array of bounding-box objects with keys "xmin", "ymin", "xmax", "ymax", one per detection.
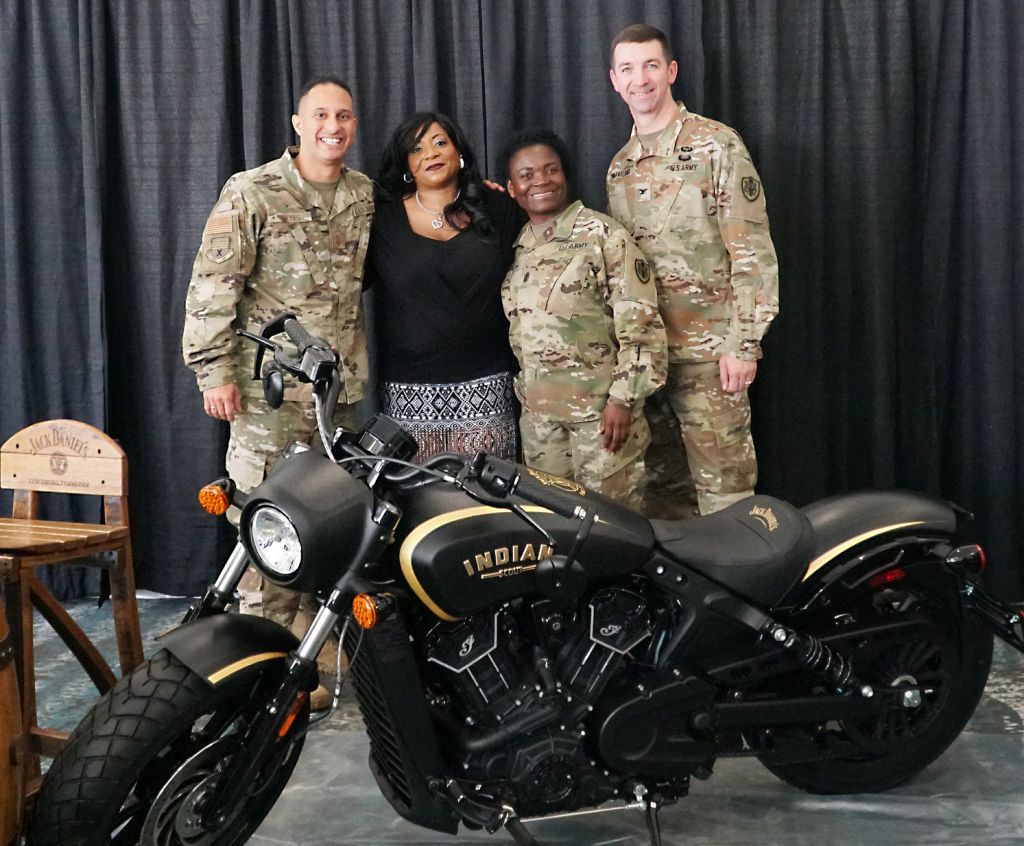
[
  {"xmin": 226, "ymin": 395, "xmax": 360, "ymax": 662},
  {"xmin": 520, "ymin": 408, "xmax": 650, "ymax": 511},
  {"xmin": 642, "ymin": 361, "xmax": 757, "ymax": 519}
]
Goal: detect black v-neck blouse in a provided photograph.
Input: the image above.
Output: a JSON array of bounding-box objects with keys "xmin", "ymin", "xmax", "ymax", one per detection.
[{"xmin": 365, "ymin": 188, "xmax": 524, "ymax": 384}]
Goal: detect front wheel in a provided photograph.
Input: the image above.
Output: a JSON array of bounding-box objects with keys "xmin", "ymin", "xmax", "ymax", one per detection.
[
  {"xmin": 29, "ymin": 649, "xmax": 307, "ymax": 845},
  {"xmin": 762, "ymin": 569, "xmax": 993, "ymax": 794}
]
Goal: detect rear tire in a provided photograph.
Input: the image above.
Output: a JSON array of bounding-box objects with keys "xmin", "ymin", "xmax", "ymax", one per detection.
[
  {"xmin": 28, "ymin": 649, "xmax": 307, "ymax": 845},
  {"xmin": 762, "ymin": 570, "xmax": 993, "ymax": 794}
]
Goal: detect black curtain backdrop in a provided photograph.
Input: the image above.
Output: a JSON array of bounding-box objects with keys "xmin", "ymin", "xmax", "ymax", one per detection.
[{"xmin": 1, "ymin": 1, "xmax": 1021, "ymax": 600}]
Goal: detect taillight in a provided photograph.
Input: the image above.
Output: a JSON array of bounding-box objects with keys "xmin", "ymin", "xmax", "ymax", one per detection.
[{"xmin": 868, "ymin": 567, "xmax": 907, "ymax": 589}]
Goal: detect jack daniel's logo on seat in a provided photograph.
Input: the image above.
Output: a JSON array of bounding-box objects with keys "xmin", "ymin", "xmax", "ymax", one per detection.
[
  {"xmin": 749, "ymin": 505, "xmax": 779, "ymax": 531},
  {"xmin": 462, "ymin": 543, "xmax": 554, "ymax": 578}
]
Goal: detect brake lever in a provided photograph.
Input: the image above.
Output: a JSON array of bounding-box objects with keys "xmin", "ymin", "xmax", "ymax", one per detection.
[{"xmin": 236, "ymin": 328, "xmax": 281, "ymax": 381}]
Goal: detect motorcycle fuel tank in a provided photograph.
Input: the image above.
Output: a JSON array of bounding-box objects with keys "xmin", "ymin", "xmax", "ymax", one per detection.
[{"xmin": 391, "ymin": 484, "xmax": 655, "ymax": 621}]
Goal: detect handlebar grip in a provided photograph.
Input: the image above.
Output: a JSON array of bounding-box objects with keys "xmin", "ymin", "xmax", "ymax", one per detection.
[
  {"xmin": 283, "ymin": 317, "xmax": 322, "ymax": 355},
  {"xmin": 476, "ymin": 455, "xmax": 584, "ymax": 520}
]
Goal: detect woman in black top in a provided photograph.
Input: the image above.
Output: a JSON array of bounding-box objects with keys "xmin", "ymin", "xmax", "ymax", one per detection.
[{"xmin": 366, "ymin": 111, "xmax": 522, "ymax": 460}]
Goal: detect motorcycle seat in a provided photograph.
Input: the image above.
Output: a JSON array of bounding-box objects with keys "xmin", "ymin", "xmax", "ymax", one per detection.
[{"xmin": 651, "ymin": 495, "xmax": 814, "ymax": 606}]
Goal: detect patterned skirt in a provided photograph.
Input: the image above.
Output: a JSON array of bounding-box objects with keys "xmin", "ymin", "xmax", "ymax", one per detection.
[{"xmin": 380, "ymin": 371, "xmax": 517, "ymax": 462}]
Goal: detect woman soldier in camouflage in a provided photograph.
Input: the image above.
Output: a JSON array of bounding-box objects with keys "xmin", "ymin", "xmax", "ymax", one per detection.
[{"xmin": 500, "ymin": 130, "xmax": 667, "ymax": 510}]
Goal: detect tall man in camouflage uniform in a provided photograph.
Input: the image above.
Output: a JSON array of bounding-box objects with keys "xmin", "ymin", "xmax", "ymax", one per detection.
[
  {"xmin": 183, "ymin": 76, "xmax": 373, "ymax": 684},
  {"xmin": 607, "ymin": 24, "xmax": 779, "ymax": 518},
  {"xmin": 500, "ymin": 130, "xmax": 667, "ymax": 510}
]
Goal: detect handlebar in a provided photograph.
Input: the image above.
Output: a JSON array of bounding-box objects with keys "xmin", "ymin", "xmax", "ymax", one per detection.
[
  {"xmin": 474, "ymin": 454, "xmax": 586, "ymax": 520},
  {"xmin": 283, "ymin": 317, "xmax": 323, "ymax": 357}
]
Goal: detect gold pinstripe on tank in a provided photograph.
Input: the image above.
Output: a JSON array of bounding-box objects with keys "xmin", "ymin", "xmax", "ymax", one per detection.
[{"xmin": 399, "ymin": 505, "xmax": 551, "ymax": 621}]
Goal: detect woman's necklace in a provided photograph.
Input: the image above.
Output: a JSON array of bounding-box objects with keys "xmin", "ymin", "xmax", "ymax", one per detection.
[{"xmin": 415, "ymin": 189, "xmax": 460, "ymax": 230}]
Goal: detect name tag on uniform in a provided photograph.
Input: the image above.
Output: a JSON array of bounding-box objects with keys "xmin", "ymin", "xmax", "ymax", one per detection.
[
  {"xmin": 353, "ymin": 200, "xmax": 374, "ymax": 216},
  {"xmin": 636, "ymin": 182, "xmax": 652, "ymax": 202}
]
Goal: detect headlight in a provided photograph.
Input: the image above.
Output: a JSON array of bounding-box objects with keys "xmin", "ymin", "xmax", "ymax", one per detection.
[{"xmin": 249, "ymin": 505, "xmax": 302, "ymax": 576}]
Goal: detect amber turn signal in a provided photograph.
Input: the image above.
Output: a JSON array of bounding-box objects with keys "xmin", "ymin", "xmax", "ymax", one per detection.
[
  {"xmin": 353, "ymin": 593, "xmax": 395, "ymax": 629},
  {"xmin": 353, "ymin": 594, "xmax": 378, "ymax": 629},
  {"xmin": 198, "ymin": 483, "xmax": 231, "ymax": 515}
]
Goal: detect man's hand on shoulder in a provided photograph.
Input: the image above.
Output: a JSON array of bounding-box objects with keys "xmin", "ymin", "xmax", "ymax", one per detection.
[
  {"xmin": 204, "ymin": 383, "xmax": 242, "ymax": 422},
  {"xmin": 719, "ymin": 356, "xmax": 757, "ymax": 393}
]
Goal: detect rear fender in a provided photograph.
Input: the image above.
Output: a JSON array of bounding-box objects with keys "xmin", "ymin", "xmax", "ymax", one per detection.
[
  {"xmin": 158, "ymin": 613, "xmax": 300, "ymax": 688},
  {"xmin": 776, "ymin": 490, "xmax": 960, "ymax": 615},
  {"xmin": 779, "ymin": 532, "xmax": 960, "ymax": 614}
]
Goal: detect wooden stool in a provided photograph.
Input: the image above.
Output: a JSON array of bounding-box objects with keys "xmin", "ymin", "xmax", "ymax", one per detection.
[{"xmin": 0, "ymin": 420, "xmax": 144, "ymax": 803}]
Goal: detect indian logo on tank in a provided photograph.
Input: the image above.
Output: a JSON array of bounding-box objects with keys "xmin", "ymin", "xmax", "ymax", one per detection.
[{"xmin": 462, "ymin": 543, "xmax": 554, "ymax": 578}]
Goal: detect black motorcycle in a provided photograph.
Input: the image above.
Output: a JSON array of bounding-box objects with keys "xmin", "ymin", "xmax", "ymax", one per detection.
[{"xmin": 29, "ymin": 315, "xmax": 1024, "ymax": 846}]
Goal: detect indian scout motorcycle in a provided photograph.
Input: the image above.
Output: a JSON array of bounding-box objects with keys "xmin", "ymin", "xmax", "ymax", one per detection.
[{"xmin": 27, "ymin": 315, "xmax": 1024, "ymax": 846}]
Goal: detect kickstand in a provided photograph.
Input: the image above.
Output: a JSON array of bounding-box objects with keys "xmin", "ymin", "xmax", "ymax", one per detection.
[
  {"xmin": 504, "ymin": 814, "xmax": 541, "ymax": 846},
  {"xmin": 644, "ymin": 793, "xmax": 663, "ymax": 846}
]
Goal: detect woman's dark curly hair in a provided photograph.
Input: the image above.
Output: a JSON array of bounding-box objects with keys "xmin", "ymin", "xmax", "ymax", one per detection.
[
  {"xmin": 376, "ymin": 111, "xmax": 494, "ymax": 238},
  {"xmin": 497, "ymin": 128, "xmax": 574, "ymax": 187}
]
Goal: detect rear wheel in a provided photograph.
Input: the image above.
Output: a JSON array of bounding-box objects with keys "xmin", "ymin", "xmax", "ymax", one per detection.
[
  {"xmin": 28, "ymin": 649, "xmax": 307, "ymax": 845},
  {"xmin": 762, "ymin": 569, "xmax": 992, "ymax": 794}
]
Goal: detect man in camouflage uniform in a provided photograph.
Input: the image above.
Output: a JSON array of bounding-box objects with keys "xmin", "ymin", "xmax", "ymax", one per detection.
[
  {"xmin": 607, "ymin": 24, "xmax": 779, "ymax": 518},
  {"xmin": 183, "ymin": 77, "xmax": 373, "ymax": 698},
  {"xmin": 500, "ymin": 130, "xmax": 667, "ymax": 510}
]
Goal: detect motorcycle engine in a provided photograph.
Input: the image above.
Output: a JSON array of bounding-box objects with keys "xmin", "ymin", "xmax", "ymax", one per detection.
[{"xmin": 423, "ymin": 588, "xmax": 652, "ymax": 815}]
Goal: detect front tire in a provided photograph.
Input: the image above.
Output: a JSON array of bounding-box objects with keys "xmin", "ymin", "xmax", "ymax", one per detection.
[
  {"xmin": 762, "ymin": 569, "xmax": 993, "ymax": 794},
  {"xmin": 28, "ymin": 649, "xmax": 307, "ymax": 845}
]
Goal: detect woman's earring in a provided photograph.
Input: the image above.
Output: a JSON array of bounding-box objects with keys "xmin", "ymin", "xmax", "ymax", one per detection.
[
  {"xmin": 403, "ymin": 172, "xmax": 413, "ymax": 184},
  {"xmin": 459, "ymin": 156, "xmax": 465, "ymax": 169}
]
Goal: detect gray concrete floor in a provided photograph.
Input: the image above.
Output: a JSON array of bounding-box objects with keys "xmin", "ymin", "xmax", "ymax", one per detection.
[{"xmin": 29, "ymin": 599, "xmax": 1024, "ymax": 845}]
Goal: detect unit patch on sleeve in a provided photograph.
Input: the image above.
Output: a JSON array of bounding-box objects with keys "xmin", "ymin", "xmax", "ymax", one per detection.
[
  {"xmin": 206, "ymin": 236, "xmax": 234, "ymax": 263},
  {"xmin": 741, "ymin": 176, "xmax": 761, "ymax": 202},
  {"xmin": 635, "ymin": 258, "xmax": 651, "ymax": 284}
]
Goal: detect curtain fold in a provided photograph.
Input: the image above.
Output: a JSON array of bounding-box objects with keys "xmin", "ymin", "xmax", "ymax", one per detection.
[{"xmin": 1, "ymin": 0, "xmax": 1022, "ymax": 599}]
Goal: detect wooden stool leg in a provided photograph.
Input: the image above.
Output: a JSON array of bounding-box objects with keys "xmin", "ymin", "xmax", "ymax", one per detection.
[
  {"xmin": 110, "ymin": 545, "xmax": 144, "ymax": 673},
  {"xmin": 11, "ymin": 568, "xmax": 40, "ymax": 784}
]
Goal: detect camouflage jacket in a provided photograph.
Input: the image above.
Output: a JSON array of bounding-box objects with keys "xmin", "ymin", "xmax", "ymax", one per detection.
[
  {"xmin": 502, "ymin": 201, "xmax": 667, "ymax": 422},
  {"xmin": 607, "ymin": 102, "xmax": 779, "ymax": 363},
  {"xmin": 182, "ymin": 147, "xmax": 374, "ymax": 403}
]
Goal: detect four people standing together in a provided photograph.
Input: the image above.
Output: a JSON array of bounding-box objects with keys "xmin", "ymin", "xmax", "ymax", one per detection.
[{"xmin": 183, "ymin": 24, "xmax": 779, "ymax": 678}]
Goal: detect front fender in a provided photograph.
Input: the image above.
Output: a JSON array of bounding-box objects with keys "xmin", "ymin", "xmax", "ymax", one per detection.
[{"xmin": 158, "ymin": 613, "xmax": 299, "ymax": 687}]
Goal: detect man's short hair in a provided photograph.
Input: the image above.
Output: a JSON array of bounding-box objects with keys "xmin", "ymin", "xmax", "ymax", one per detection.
[
  {"xmin": 610, "ymin": 23, "xmax": 673, "ymax": 67},
  {"xmin": 497, "ymin": 129, "xmax": 573, "ymax": 186},
  {"xmin": 296, "ymin": 75, "xmax": 353, "ymax": 109}
]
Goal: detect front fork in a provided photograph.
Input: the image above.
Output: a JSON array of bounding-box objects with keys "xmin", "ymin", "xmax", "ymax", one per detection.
[
  {"xmin": 183, "ymin": 542, "xmax": 251, "ymax": 622},
  {"xmin": 191, "ymin": 529, "xmax": 392, "ymax": 828},
  {"xmin": 200, "ymin": 578, "xmax": 347, "ymax": 827}
]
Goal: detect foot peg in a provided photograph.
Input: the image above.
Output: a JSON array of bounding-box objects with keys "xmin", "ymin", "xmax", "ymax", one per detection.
[{"xmin": 504, "ymin": 813, "xmax": 541, "ymax": 845}]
